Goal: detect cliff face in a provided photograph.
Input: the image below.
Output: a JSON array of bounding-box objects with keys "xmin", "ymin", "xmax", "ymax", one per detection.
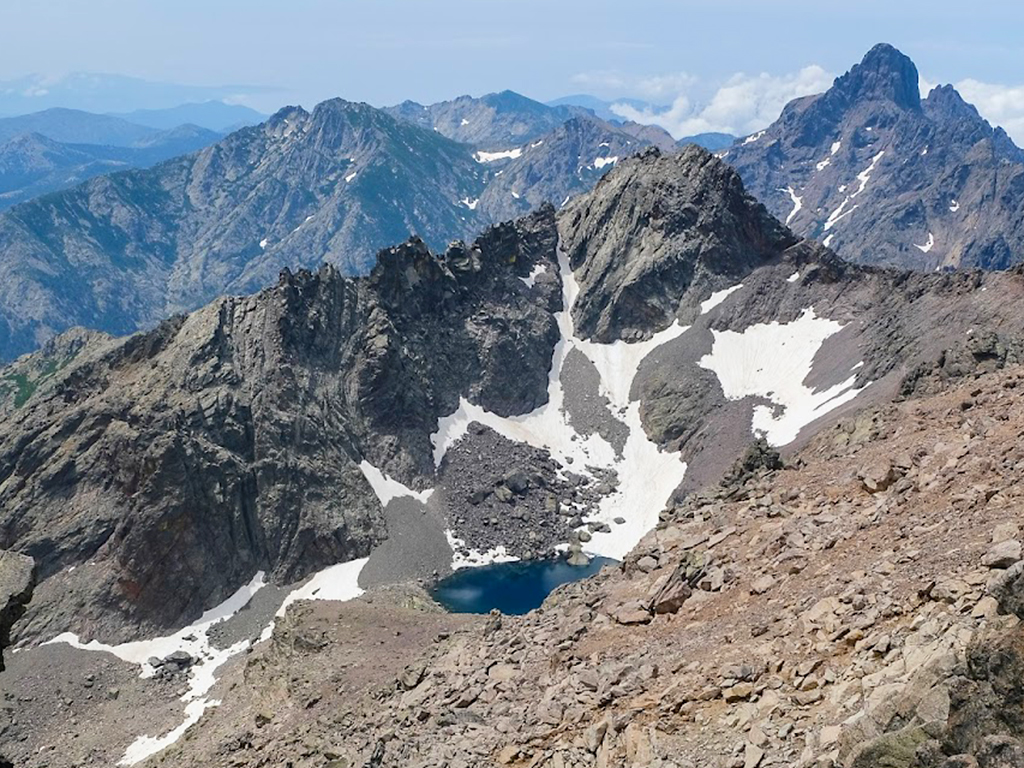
[{"xmin": 0, "ymin": 208, "xmax": 561, "ymax": 643}]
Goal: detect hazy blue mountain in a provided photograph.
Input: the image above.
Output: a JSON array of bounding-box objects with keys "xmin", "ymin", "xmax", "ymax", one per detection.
[
  {"xmin": 724, "ymin": 43, "xmax": 1024, "ymax": 270},
  {"xmin": 546, "ymin": 94, "xmax": 668, "ymax": 123},
  {"xmin": 0, "ymin": 98, "xmax": 672, "ymax": 360},
  {"xmin": 0, "ymin": 72, "xmax": 275, "ymax": 115},
  {"xmin": 109, "ymin": 101, "xmax": 268, "ymax": 132},
  {"xmin": 678, "ymin": 132, "xmax": 735, "ymax": 151},
  {"xmin": 0, "ymin": 126, "xmax": 221, "ymax": 210},
  {"xmin": 0, "ymin": 108, "xmax": 161, "ymax": 146}
]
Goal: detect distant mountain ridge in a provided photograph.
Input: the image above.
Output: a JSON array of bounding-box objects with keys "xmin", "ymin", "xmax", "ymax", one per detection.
[
  {"xmin": 385, "ymin": 89, "xmax": 591, "ymax": 148},
  {"xmin": 0, "ymin": 128, "xmax": 221, "ymax": 209},
  {"xmin": 723, "ymin": 43, "xmax": 1024, "ymax": 270},
  {"xmin": 0, "ymin": 72, "xmax": 275, "ymax": 114},
  {"xmin": 0, "ymin": 109, "xmax": 224, "ymax": 209},
  {"xmin": 108, "ymin": 101, "xmax": 268, "ymax": 132},
  {"xmin": 0, "ymin": 99, "xmax": 667, "ymax": 361}
]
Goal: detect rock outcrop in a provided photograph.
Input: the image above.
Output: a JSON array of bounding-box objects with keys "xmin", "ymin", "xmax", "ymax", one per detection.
[{"xmin": 0, "ymin": 550, "xmax": 34, "ymax": 672}]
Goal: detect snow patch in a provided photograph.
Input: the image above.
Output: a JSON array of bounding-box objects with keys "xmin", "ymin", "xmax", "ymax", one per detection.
[
  {"xmin": 831, "ymin": 141, "xmax": 842, "ymax": 156},
  {"xmin": 431, "ymin": 246, "xmax": 689, "ymax": 560},
  {"xmin": 460, "ymin": 118, "xmax": 469, "ymax": 126},
  {"xmin": 345, "ymin": 171, "xmax": 357, "ymax": 183},
  {"xmin": 511, "ymin": 191, "xmax": 520, "ymax": 199},
  {"xmin": 950, "ymin": 199, "xmax": 960, "ymax": 213},
  {"xmin": 594, "ymin": 156, "xmax": 618, "ymax": 170},
  {"xmin": 787, "ymin": 271, "xmax": 801, "ymax": 283},
  {"xmin": 358, "ymin": 460, "xmax": 434, "ymax": 507},
  {"xmin": 446, "ymin": 531, "xmax": 518, "ymax": 570},
  {"xmin": 700, "ymin": 284, "xmax": 743, "ymax": 315},
  {"xmin": 474, "ymin": 148, "xmax": 523, "ymax": 162},
  {"xmin": 742, "ymin": 130, "xmax": 766, "ymax": 145},
  {"xmin": 275, "ymin": 558, "xmax": 368, "ymax": 619},
  {"xmin": 698, "ymin": 308, "xmax": 864, "ymax": 445},
  {"xmin": 781, "ymin": 186, "xmax": 803, "ymax": 225},
  {"xmin": 47, "ymin": 572, "xmax": 267, "ymax": 765},
  {"xmin": 259, "ymin": 238, "xmax": 268, "ymax": 250},
  {"xmin": 519, "ymin": 263, "xmax": 547, "ymax": 288},
  {"xmin": 824, "ymin": 151, "xmax": 884, "ymax": 231},
  {"xmin": 914, "ymin": 233, "xmax": 935, "ymax": 253},
  {"xmin": 823, "ymin": 233, "xmax": 835, "ymax": 248},
  {"xmin": 460, "ymin": 197, "xmax": 479, "ymax": 210},
  {"xmin": 816, "ymin": 157, "xmax": 831, "ymax": 172},
  {"xmin": 120, "ymin": 700, "xmax": 220, "ymax": 766}
]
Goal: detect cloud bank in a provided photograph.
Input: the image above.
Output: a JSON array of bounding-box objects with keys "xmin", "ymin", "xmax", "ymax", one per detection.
[
  {"xmin": 591, "ymin": 66, "xmax": 1024, "ymax": 146},
  {"xmin": 607, "ymin": 66, "xmax": 834, "ymax": 139}
]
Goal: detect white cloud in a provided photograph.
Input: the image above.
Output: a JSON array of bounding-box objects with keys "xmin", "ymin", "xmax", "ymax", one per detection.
[
  {"xmin": 569, "ymin": 70, "xmax": 698, "ymax": 102},
  {"xmin": 609, "ymin": 65, "xmax": 834, "ymax": 139},
  {"xmin": 949, "ymin": 78, "xmax": 1024, "ymax": 144}
]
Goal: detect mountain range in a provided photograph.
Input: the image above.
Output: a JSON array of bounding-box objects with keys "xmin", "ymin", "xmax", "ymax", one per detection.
[
  {"xmin": 4, "ymin": 41, "xmax": 1024, "ymax": 768},
  {"xmin": 725, "ymin": 43, "xmax": 1024, "ymax": 271},
  {"xmin": 3, "ymin": 143, "xmax": 1024, "ymax": 766},
  {"xmin": 0, "ymin": 72, "xmax": 275, "ymax": 115},
  {"xmin": 0, "ymin": 98, "xmax": 670, "ymax": 361}
]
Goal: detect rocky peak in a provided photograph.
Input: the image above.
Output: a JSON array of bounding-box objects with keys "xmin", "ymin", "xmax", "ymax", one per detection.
[
  {"xmin": 833, "ymin": 42, "xmax": 922, "ymax": 111},
  {"xmin": 924, "ymin": 84, "xmax": 980, "ymax": 120},
  {"xmin": 724, "ymin": 43, "xmax": 1024, "ymax": 270},
  {"xmin": 559, "ymin": 145, "xmax": 798, "ymax": 341}
]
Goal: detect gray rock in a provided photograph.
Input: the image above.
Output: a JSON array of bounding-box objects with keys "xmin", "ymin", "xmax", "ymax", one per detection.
[
  {"xmin": 0, "ymin": 550, "xmax": 34, "ymax": 672},
  {"xmin": 990, "ymin": 561, "xmax": 1024, "ymax": 618},
  {"xmin": 982, "ymin": 540, "xmax": 1022, "ymax": 569}
]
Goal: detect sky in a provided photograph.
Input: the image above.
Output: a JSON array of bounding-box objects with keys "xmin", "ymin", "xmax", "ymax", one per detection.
[{"xmin": 3, "ymin": 0, "xmax": 1024, "ymax": 140}]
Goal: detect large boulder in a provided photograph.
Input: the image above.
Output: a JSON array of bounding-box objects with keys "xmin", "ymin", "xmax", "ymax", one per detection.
[{"xmin": 0, "ymin": 550, "xmax": 34, "ymax": 672}]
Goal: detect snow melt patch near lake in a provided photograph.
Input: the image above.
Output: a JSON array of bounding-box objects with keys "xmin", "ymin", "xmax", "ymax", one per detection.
[
  {"xmin": 446, "ymin": 531, "xmax": 519, "ymax": 570},
  {"xmin": 432, "ymin": 247, "xmax": 693, "ymax": 560},
  {"xmin": 46, "ymin": 572, "xmax": 267, "ymax": 765},
  {"xmin": 698, "ymin": 307, "xmax": 864, "ymax": 445},
  {"xmin": 594, "ymin": 156, "xmax": 618, "ymax": 170},
  {"xmin": 275, "ymin": 558, "xmax": 367, "ymax": 619}
]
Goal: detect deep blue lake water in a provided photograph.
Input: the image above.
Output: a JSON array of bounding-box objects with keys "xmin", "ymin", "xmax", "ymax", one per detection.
[{"xmin": 431, "ymin": 557, "xmax": 616, "ymax": 615}]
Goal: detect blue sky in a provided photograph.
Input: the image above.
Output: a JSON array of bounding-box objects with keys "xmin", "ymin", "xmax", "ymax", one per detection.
[{"xmin": 3, "ymin": 1, "xmax": 1024, "ymax": 138}]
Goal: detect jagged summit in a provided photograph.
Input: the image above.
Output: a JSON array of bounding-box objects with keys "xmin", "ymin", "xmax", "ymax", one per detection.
[
  {"xmin": 559, "ymin": 145, "xmax": 799, "ymax": 341},
  {"xmin": 724, "ymin": 43, "xmax": 1024, "ymax": 270},
  {"xmin": 833, "ymin": 43, "xmax": 922, "ymax": 110}
]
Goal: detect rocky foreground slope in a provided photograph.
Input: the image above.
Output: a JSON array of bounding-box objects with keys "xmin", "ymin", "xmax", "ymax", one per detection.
[
  {"xmin": 146, "ymin": 364, "xmax": 1024, "ymax": 768},
  {"xmin": 725, "ymin": 44, "xmax": 1024, "ymax": 272}
]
